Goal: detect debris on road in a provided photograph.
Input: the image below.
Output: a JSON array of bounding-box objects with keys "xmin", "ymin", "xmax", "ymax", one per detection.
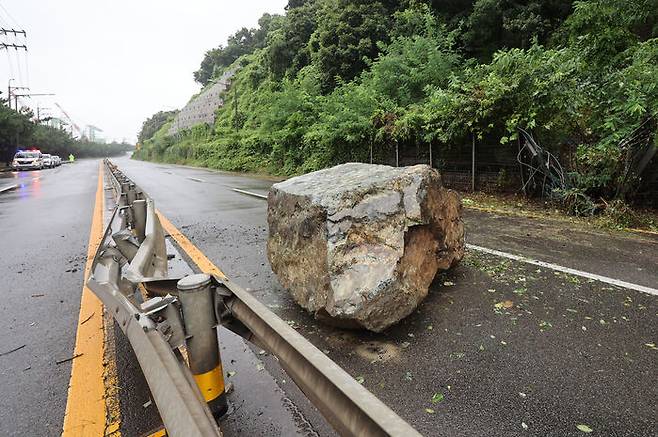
[
  {"xmin": 267, "ymin": 163, "xmax": 465, "ymax": 331},
  {"xmin": 30, "ymin": 294, "xmax": 45, "ymax": 298},
  {"xmin": 55, "ymin": 353, "xmax": 83, "ymax": 365},
  {"xmin": 0, "ymin": 344, "xmax": 26, "ymax": 357},
  {"xmin": 576, "ymin": 424, "xmax": 593, "ymax": 433},
  {"xmin": 80, "ymin": 312, "xmax": 95, "ymax": 325}
]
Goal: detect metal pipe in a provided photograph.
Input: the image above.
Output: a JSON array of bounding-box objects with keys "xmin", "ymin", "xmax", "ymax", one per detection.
[
  {"xmin": 178, "ymin": 274, "xmax": 228, "ymax": 419},
  {"xmin": 471, "ymin": 133, "xmax": 476, "ymax": 192}
]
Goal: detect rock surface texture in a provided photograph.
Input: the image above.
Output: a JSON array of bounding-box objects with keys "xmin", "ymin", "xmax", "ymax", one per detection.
[{"xmin": 267, "ymin": 163, "xmax": 465, "ymax": 332}]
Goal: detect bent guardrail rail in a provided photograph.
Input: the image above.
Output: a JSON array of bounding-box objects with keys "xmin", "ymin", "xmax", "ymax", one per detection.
[{"xmin": 88, "ymin": 159, "xmax": 423, "ymax": 437}]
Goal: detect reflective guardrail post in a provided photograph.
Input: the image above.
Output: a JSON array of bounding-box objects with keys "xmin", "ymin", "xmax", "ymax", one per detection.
[{"xmin": 177, "ymin": 274, "xmax": 228, "ymax": 420}]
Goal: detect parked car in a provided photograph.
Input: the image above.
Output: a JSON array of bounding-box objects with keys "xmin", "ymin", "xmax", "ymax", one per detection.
[
  {"xmin": 11, "ymin": 150, "xmax": 44, "ymax": 170},
  {"xmin": 52, "ymin": 155, "xmax": 61, "ymax": 166},
  {"xmin": 42, "ymin": 154, "xmax": 53, "ymax": 168}
]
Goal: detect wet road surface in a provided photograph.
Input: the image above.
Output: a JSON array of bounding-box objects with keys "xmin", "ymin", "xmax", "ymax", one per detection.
[
  {"xmin": 1, "ymin": 154, "xmax": 656, "ymax": 436},
  {"xmin": 115, "ymin": 155, "xmax": 658, "ymax": 437},
  {"xmin": 0, "ymin": 161, "xmax": 98, "ymax": 436}
]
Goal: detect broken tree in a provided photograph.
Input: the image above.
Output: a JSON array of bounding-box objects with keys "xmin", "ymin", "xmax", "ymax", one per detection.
[{"xmin": 267, "ymin": 163, "xmax": 465, "ymax": 332}]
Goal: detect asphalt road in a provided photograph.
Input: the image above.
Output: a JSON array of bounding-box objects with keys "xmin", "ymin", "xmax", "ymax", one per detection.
[
  {"xmin": 0, "ymin": 155, "xmax": 656, "ymax": 436},
  {"xmin": 0, "ymin": 161, "xmax": 97, "ymax": 436},
  {"xmin": 114, "ymin": 155, "xmax": 657, "ymax": 437}
]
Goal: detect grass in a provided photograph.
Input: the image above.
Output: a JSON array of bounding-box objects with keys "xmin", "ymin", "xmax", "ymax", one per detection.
[{"xmin": 460, "ymin": 191, "xmax": 658, "ymax": 235}]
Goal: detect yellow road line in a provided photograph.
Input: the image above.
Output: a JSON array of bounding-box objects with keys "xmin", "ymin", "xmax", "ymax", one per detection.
[
  {"xmin": 156, "ymin": 211, "xmax": 227, "ymax": 280},
  {"xmin": 155, "ymin": 211, "xmax": 227, "ymax": 437},
  {"xmin": 62, "ymin": 163, "xmax": 109, "ymax": 436}
]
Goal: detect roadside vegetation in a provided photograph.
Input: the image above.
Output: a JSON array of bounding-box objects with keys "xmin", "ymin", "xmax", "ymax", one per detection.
[
  {"xmin": 135, "ymin": 0, "xmax": 658, "ymax": 218},
  {"xmin": 462, "ymin": 192, "xmax": 658, "ymax": 233},
  {"xmin": 0, "ymin": 96, "xmax": 133, "ymax": 165}
]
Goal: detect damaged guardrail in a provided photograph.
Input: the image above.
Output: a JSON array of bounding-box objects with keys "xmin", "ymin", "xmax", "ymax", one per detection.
[{"xmin": 88, "ymin": 159, "xmax": 422, "ymax": 437}]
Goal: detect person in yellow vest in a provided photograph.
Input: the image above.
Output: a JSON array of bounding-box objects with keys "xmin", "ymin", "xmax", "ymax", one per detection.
[{"xmin": 68, "ymin": 154, "xmax": 75, "ymax": 163}]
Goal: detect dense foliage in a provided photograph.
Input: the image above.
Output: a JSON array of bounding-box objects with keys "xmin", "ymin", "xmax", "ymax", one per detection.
[
  {"xmin": 137, "ymin": 110, "xmax": 178, "ymax": 144},
  {"xmin": 0, "ymin": 96, "xmax": 134, "ymax": 164},
  {"xmin": 137, "ymin": 0, "xmax": 658, "ymax": 210}
]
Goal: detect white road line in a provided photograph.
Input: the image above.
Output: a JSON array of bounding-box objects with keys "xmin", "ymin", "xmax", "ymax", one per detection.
[
  {"xmin": 187, "ymin": 177, "xmax": 205, "ymax": 183},
  {"xmin": 0, "ymin": 183, "xmax": 18, "ymax": 194},
  {"xmin": 227, "ymin": 189, "xmax": 656, "ymax": 296},
  {"xmin": 231, "ymin": 188, "xmax": 268, "ymax": 200},
  {"xmin": 467, "ymin": 243, "xmax": 658, "ymax": 296}
]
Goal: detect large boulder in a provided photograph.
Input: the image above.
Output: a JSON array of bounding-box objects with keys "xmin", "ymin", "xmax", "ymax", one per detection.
[{"xmin": 267, "ymin": 163, "xmax": 464, "ymax": 332}]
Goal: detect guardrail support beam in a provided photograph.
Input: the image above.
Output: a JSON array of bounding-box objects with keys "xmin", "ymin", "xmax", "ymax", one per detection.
[{"xmin": 177, "ymin": 273, "xmax": 228, "ymax": 420}]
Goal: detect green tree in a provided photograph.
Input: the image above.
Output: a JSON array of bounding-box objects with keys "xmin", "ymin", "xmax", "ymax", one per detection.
[
  {"xmin": 138, "ymin": 110, "xmax": 178, "ymax": 144},
  {"xmin": 309, "ymin": 0, "xmax": 392, "ymax": 91}
]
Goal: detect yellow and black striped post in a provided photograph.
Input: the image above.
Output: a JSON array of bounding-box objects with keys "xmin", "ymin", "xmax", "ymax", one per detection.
[{"xmin": 177, "ymin": 273, "xmax": 228, "ymax": 419}]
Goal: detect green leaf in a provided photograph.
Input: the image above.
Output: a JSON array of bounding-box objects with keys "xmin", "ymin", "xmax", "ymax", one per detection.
[
  {"xmin": 431, "ymin": 392, "xmax": 444, "ymax": 404},
  {"xmin": 356, "ymin": 376, "xmax": 365, "ymax": 384},
  {"xmin": 576, "ymin": 424, "xmax": 593, "ymax": 433},
  {"xmin": 425, "ymin": 408, "xmax": 435, "ymax": 414}
]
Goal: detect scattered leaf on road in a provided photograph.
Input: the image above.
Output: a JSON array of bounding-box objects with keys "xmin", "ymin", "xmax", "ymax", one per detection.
[
  {"xmin": 356, "ymin": 376, "xmax": 365, "ymax": 384},
  {"xmin": 522, "ymin": 422, "xmax": 528, "ymax": 430},
  {"xmin": 443, "ymin": 281, "xmax": 455, "ymax": 287},
  {"xmin": 227, "ymin": 371, "xmax": 236, "ymax": 377},
  {"xmin": 495, "ymin": 300, "xmax": 514, "ymax": 309},
  {"xmin": 425, "ymin": 408, "xmax": 435, "ymax": 414},
  {"xmin": 576, "ymin": 424, "xmax": 593, "ymax": 433},
  {"xmin": 431, "ymin": 393, "xmax": 444, "ymax": 404}
]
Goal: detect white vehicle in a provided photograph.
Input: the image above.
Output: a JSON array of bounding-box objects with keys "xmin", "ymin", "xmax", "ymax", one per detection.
[
  {"xmin": 12, "ymin": 150, "xmax": 44, "ymax": 170},
  {"xmin": 42, "ymin": 154, "xmax": 53, "ymax": 168},
  {"xmin": 52, "ymin": 155, "xmax": 61, "ymax": 166}
]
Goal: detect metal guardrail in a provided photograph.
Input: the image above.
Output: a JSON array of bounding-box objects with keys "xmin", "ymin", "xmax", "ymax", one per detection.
[{"xmin": 89, "ymin": 159, "xmax": 422, "ymax": 437}]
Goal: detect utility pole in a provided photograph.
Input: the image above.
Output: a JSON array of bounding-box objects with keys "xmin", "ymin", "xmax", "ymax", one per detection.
[
  {"xmin": 0, "ymin": 28, "xmax": 27, "ymax": 36},
  {"xmin": 0, "ymin": 42, "xmax": 27, "ymax": 50},
  {"xmin": 36, "ymin": 106, "xmax": 51, "ymax": 123},
  {"xmin": 6, "ymin": 80, "xmax": 29, "ymax": 110},
  {"xmin": 11, "ymin": 92, "xmax": 55, "ymax": 147}
]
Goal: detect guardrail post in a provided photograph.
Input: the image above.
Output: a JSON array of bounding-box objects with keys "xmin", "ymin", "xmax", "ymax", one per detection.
[
  {"xmin": 177, "ymin": 274, "xmax": 228, "ymax": 420},
  {"xmin": 132, "ymin": 199, "xmax": 147, "ymax": 242}
]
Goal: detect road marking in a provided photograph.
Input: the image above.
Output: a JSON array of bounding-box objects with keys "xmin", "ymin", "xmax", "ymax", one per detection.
[
  {"xmin": 157, "ymin": 211, "xmax": 227, "ymax": 280},
  {"xmin": 187, "ymin": 177, "xmax": 205, "ymax": 183},
  {"xmin": 62, "ymin": 163, "xmax": 112, "ymax": 436},
  {"xmin": 232, "ymin": 190, "xmax": 656, "ymax": 295},
  {"xmin": 0, "ymin": 183, "xmax": 18, "ymax": 193},
  {"xmin": 231, "ymin": 188, "xmax": 268, "ymax": 200},
  {"xmin": 467, "ymin": 243, "xmax": 658, "ymax": 296}
]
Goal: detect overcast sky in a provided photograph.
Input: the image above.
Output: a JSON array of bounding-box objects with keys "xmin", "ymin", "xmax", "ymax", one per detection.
[{"xmin": 0, "ymin": 0, "xmax": 287, "ymax": 143}]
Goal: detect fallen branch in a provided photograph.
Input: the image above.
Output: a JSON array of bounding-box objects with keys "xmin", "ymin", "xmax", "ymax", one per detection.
[
  {"xmin": 0, "ymin": 344, "xmax": 26, "ymax": 357},
  {"xmin": 80, "ymin": 312, "xmax": 95, "ymax": 325},
  {"xmin": 56, "ymin": 353, "xmax": 83, "ymax": 365}
]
